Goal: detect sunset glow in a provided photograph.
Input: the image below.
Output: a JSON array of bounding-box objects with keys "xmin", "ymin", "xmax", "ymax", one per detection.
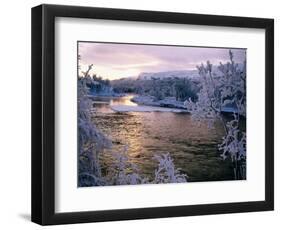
[{"xmin": 78, "ymin": 42, "xmax": 246, "ymax": 80}]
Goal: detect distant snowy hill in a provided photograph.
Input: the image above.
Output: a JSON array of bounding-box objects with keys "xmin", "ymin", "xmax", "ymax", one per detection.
[
  {"xmin": 136, "ymin": 70, "xmax": 199, "ymax": 80},
  {"xmin": 116, "ymin": 63, "xmax": 244, "ymax": 82},
  {"xmin": 133, "ymin": 63, "xmax": 244, "ymax": 81}
]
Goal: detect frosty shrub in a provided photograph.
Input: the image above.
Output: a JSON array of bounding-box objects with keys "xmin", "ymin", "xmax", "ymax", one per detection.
[
  {"xmin": 185, "ymin": 50, "xmax": 246, "ymax": 180},
  {"xmin": 105, "ymin": 147, "xmax": 149, "ymax": 185},
  {"xmin": 105, "ymin": 150, "xmax": 187, "ymax": 185},
  {"xmin": 153, "ymin": 153, "xmax": 188, "ymax": 183}
]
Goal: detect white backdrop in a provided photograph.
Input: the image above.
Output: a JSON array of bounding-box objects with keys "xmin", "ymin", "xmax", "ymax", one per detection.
[{"xmin": 0, "ymin": 0, "xmax": 279, "ymax": 229}]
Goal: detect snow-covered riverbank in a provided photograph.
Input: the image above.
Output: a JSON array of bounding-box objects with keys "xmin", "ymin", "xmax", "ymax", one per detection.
[
  {"xmin": 90, "ymin": 94, "xmax": 188, "ymax": 113},
  {"xmin": 110, "ymin": 105, "xmax": 186, "ymax": 113},
  {"xmin": 131, "ymin": 95, "xmax": 187, "ymax": 110},
  {"xmin": 90, "ymin": 94, "xmax": 237, "ymax": 114},
  {"xmin": 88, "ymin": 93, "xmax": 125, "ymax": 100}
]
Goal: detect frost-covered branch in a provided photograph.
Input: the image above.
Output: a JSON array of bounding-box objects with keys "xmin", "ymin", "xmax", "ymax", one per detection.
[
  {"xmin": 104, "ymin": 147, "xmax": 149, "ymax": 185},
  {"xmin": 105, "ymin": 149, "xmax": 187, "ymax": 185},
  {"xmin": 78, "ymin": 65, "xmax": 112, "ymax": 186},
  {"xmin": 153, "ymin": 153, "xmax": 188, "ymax": 184},
  {"xmin": 185, "ymin": 50, "xmax": 246, "ymax": 180}
]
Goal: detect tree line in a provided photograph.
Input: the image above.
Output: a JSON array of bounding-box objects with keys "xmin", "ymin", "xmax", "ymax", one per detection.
[{"xmin": 112, "ymin": 77, "xmax": 200, "ymax": 101}]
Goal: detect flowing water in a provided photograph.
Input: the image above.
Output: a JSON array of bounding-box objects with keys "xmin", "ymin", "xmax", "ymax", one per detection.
[{"xmin": 92, "ymin": 95, "xmax": 234, "ymax": 182}]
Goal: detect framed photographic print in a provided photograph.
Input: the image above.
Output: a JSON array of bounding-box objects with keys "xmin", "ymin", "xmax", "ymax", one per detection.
[{"xmin": 31, "ymin": 4, "xmax": 274, "ymax": 225}]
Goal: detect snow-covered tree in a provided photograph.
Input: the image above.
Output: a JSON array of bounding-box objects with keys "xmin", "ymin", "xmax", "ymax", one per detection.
[
  {"xmin": 78, "ymin": 64, "xmax": 112, "ymax": 186},
  {"xmin": 185, "ymin": 50, "xmax": 246, "ymax": 180}
]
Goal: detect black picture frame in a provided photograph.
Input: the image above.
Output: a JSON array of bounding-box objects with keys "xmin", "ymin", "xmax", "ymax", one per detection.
[{"xmin": 31, "ymin": 4, "xmax": 274, "ymax": 225}]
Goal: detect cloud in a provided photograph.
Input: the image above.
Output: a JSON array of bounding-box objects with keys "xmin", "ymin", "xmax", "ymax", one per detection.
[{"xmin": 78, "ymin": 42, "xmax": 246, "ymax": 79}]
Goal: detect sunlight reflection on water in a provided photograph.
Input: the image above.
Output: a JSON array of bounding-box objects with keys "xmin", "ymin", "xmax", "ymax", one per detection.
[
  {"xmin": 110, "ymin": 95, "xmax": 138, "ymax": 106},
  {"xmin": 92, "ymin": 96, "xmax": 234, "ymax": 182}
]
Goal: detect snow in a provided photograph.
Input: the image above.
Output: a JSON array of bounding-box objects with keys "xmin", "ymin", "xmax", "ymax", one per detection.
[
  {"xmin": 91, "ymin": 101, "xmax": 109, "ymax": 104},
  {"xmin": 110, "ymin": 105, "xmax": 187, "ymax": 113},
  {"xmin": 221, "ymin": 106, "xmax": 239, "ymax": 113},
  {"xmin": 131, "ymin": 96, "xmax": 187, "ymax": 109}
]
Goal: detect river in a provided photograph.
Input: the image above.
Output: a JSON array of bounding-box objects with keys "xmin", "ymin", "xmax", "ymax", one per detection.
[{"xmin": 92, "ymin": 95, "xmax": 234, "ymax": 182}]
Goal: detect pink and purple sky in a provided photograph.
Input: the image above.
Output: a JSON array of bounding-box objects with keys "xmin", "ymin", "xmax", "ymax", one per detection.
[{"xmin": 78, "ymin": 42, "xmax": 246, "ymax": 80}]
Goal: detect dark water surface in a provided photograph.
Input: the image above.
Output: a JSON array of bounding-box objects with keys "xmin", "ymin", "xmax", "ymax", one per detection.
[{"xmin": 92, "ymin": 95, "xmax": 234, "ymax": 182}]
